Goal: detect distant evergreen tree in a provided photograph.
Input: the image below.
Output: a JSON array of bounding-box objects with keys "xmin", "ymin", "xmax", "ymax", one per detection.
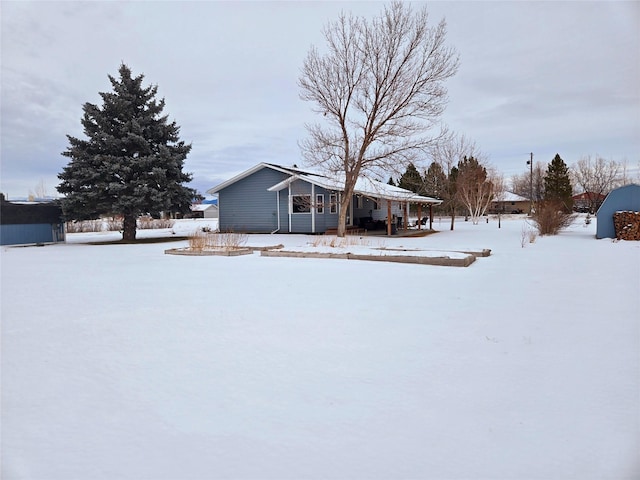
[
  {"xmin": 388, "ymin": 176, "xmax": 396, "ymax": 186},
  {"xmin": 543, "ymin": 153, "xmax": 573, "ymax": 211},
  {"xmin": 398, "ymin": 163, "xmax": 424, "ymax": 194},
  {"xmin": 58, "ymin": 64, "xmax": 195, "ymax": 241},
  {"xmin": 423, "ymin": 161, "xmax": 447, "ymax": 199},
  {"xmin": 423, "ymin": 161, "xmax": 447, "ymax": 215}
]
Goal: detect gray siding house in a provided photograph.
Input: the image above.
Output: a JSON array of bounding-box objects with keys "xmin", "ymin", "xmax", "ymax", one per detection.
[
  {"xmin": 596, "ymin": 183, "xmax": 640, "ymax": 239},
  {"xmin": 207, "ymin": 163, "xmax": 442, "ymax": 234}
]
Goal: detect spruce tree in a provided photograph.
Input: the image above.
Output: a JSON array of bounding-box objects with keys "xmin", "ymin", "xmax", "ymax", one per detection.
[
  {"xmin": 398, "ymin": 163, "xmax": 424, "ymax": 194},
  {"xmin": 423, "ymin": 161, "xmax": 447, "ymax": 215},
  {"xmin": 423, "ymin": 161, "xmax": 447, "ymax": 199},
  {"xmin": 57, "ymin": 64, "xmax": 195, "ymax": 241},
  {"xmin": 543, "ymin": 153, "xmax": 573, "ymax": 211}
]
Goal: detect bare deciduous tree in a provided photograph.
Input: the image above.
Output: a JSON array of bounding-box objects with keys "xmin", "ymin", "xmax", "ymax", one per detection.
[
  {"xmin": 511, "ymin": 162, "xmax": 545, "ymax": 203},
  {"xmin": 491, "ymin": 174, "xmax": 506, "ymax": 228},
  {"xmin": 456, "ymin": 156, "xmax": 495, "ymax": 225},
  {"xmin": 571, "ymin": 155, "xmax": 620, "ymax": 212},
  {"xmin": 298, "ymin": 1, "xmax": 459, "ymax": 236},
  {"xmin": 431, "ymin": 134, "xmax": 481, "ymax": 230}
]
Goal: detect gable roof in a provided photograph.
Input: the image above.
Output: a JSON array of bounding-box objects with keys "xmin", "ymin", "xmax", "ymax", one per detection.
[
  {"xmin": 207, "ymin": 162, "xmax": 442, "ymax": 204},
  {"xmin": 496, "ymin": 192, "xmax": 529, "ymax": 202},
  {"xmin": 190, "ymin": 203, "xmax": 218, "ymax": 212},
  {"xmin": 206, "ymin": 163, "xmax": 313, "ymax": 195}
]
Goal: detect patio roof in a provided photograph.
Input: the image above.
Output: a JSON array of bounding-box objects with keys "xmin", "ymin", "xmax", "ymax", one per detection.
[{"xmin": 267, "ymin": 172, "xmax": 442, "ymax": 205}]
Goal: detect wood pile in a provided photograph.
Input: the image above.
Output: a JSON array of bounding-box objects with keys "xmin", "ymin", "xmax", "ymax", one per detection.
[{"xmin": 613, "ymin": 211, "xmax": 640, "ymax": 240}]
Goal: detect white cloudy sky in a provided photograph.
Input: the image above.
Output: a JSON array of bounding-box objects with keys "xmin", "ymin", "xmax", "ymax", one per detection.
[{"xmin": 1, "ymin": 1, "xmax": 638, "ymax": 198}]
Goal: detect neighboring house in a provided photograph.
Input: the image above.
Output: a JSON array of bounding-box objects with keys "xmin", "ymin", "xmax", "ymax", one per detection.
[
  {"xmin": 572, "ymin": 192, "xmax": 606, "ymax": 213},
  {"xmin": 596, "ymin": 184, "xmax": 640, "ymax": 239},
  {"xmin": 489, "ymin": 192, "xmax": 529, "ymax": 214},
  {"xmin": 206, "ymin": 163, "xmax": 442, "ymax": 234},
  {"xmin": 0, "ymin": 194, "xmax": 66, "ymax": 245},
  {"xmin": 189, "ymin": 203, "xmax": 219, "ymax": 219}
]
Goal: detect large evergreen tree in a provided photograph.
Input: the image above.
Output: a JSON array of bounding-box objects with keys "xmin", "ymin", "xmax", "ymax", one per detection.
[
  {"xmin": 543, "ymin": 153, "xmax": 573, "ymax": 211},
  {"xmin": 57, "ymin": 64, "xmax": 195, "ymax": 241}
]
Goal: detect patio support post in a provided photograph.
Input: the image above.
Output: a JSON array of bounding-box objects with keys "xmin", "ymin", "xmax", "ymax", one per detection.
[
  {"xmin": 387, "ymin": 200, "xmax": 392, "ymax": 236},
  {"xmin": 417, "ymin": 203, "xmax": 422, "ymax": 230},
  {"xmin": 403, "ymin": 202, "xmax": 408, "ymax": 231},
  {"xmin": 429, "ymin": 204, "xmax": 433, "ymax": 230}
]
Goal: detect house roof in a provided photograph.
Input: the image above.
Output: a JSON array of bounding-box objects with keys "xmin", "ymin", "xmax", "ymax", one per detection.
[
  {"xmin": 190, "ymin": 203, "xmax": 218, "ymax": 212},
  {"xmin": 496, "ymin": 192, "xmax": 529, "ymax": 202},
  {"xmin": 208, "ymin": 162, "xmax": 442, "ymax": 205},
  {"xmin": 572, "ymin": 192, "xmax": 606, "ymax": 200},
  {"xmin": 206, "ymin": 163, "xmax": 312, "ymax": 195}
]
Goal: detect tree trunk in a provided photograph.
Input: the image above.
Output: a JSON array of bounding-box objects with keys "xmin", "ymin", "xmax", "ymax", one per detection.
[
  {"xmin": 337, "ymin": 182, "xmax": 356, "ymax": 238},
  {"xmin": 122, "ymin": 213, "xmax": 137, "ymax": 241}
]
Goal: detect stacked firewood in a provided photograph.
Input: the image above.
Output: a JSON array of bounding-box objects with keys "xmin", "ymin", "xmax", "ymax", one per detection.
[{"xmin": 614, "ymin": 211, "xmax": 640, "ymax": 240}]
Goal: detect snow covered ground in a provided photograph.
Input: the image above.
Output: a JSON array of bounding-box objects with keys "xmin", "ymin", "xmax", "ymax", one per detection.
[{"xmin": 2, "ymin": 215, "xmax": 639, "ymax": 480}]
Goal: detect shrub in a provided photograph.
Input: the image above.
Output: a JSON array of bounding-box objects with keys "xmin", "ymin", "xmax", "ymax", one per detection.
[
  {"xmin": 138, "ymin": 217, "xmax": 175, "ymax": 229},
  {"xmin": 530, "ymin": 201, "xmax": 576, "ymax": 235},
  {"xmin": 187, "ymin": 231, "xmax": 247, "ymax": 251},
  {"xmin": 65, "ymin": 220, "xmax": 103, "ymax": 232}
]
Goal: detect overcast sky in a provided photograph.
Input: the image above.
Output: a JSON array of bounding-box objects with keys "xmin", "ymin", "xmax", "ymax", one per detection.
[{"xmin": 2, "ymin": 1, "xmax": 638, "ymax": 199}]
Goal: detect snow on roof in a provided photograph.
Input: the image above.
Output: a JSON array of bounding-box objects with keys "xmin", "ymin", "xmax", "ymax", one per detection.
[
  {"xmin": 498, "ymin": 192, "xmax": 529, "ymax": 202},
  {"xmin": 266, "ymin": 166, "xmax": 443, "ymax": 204},
  {"xmin": 208, "ymin": 162, "xmax": 442, "ymax": 204},
  {"xmin": 190, "ymin": 203, "xmax": 218, "ymax": 212}
]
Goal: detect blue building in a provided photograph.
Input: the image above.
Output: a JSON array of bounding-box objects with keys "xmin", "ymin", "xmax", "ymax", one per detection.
[
  {"xmin": 0, "ymin": 194, "xmax": 66, "ymax": 245},
  {"xmin": 596, "ymin": 184, "xmax": 640, "ymax": 239},
  {"xmin": 207, "ymin": 163, "xmax": 442, "ymax": 234}
]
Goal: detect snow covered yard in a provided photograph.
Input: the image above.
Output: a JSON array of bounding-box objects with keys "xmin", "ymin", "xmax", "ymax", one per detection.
[{"xmin": 1, "ymin": 215, "xmax": 638, "ymax": 480}]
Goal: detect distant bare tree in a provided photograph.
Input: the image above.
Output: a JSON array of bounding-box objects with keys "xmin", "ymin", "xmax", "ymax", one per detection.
[
  {"xmin": 491, "ymin": 174, "xmax": 506, "ymax": 228},
  {"xmin": 431, "ymin": 134, "xmax": 481, "ymax": 229},
  {"xmin": 617, "ymin": 158, "xmax": 631, "ymax": 186},
  {"xmin": 298, "ymin": 1, "xmax": 459, "ymax": 236},
  {"xmin": 511, "ymin": 163, "xmax": 545, "ymax": 202},
  {"xmin": 28, "ymin": 179, "xmax": 48, "ymax": 201},
  {"xmin": 456, "ymin": 156, "xmax": 495, "ymax": 224},
  {"xmin": 571, "ymin": 155, "xmax": 620, "ymax": 212}
]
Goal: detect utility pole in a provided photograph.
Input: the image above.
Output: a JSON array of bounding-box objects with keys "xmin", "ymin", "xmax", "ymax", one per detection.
[{"xmin": 526, "ymin": 152, "xmax": 533, "ymax": 215}]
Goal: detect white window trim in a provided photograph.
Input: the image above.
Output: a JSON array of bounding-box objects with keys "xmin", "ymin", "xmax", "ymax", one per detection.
[
  {"xmin": 291, "ymin": 194, "xmax": 311, "ymax": 214},
  {"xmin": 316, "ymin": 194, "xmax": 324, "ymax": 214}
]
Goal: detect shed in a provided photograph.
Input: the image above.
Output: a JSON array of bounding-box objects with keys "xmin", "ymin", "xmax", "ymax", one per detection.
[
  {"xmin": 0, "ymin": 194, "xmax": 66, "ymax": 245},
  {"xmin": 596, "ymin": 184, "xmax": 640, "ymax": 239}
]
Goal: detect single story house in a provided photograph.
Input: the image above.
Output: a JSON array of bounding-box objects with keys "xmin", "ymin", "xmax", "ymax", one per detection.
[
  {"xmin": 206, "ymin": 163, "xmax": 442, "ymax": 234},
  {"xmin": 489, "ymin": 192, "xmax": 530, "ymax": 214},
  {"xmin": 0, "ymin": 194, "xmax": 66, "ymax": 245},
  {"xmin": 596, "ymin": 183, "xmax": 640, "ymax": 239},
  {"xmin": 572, "ymin": 192, "xmax": 606, "ymax": 213}
]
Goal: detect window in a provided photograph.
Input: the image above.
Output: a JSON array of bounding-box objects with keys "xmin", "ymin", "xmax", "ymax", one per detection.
[
  {"xmin": 316, "ymin": 194, "xmax": 324, "ymax": 214},
  {"xmin": 356, "ymin": 196, "xmax": 363, "ymax": 209},
  {"xmin": 329, "ymin": 194, "xmax": 338, "ymax": 214},
  {"xmin": 292, "ymin": 194, "xmax": 311, "ymax": 213}
]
